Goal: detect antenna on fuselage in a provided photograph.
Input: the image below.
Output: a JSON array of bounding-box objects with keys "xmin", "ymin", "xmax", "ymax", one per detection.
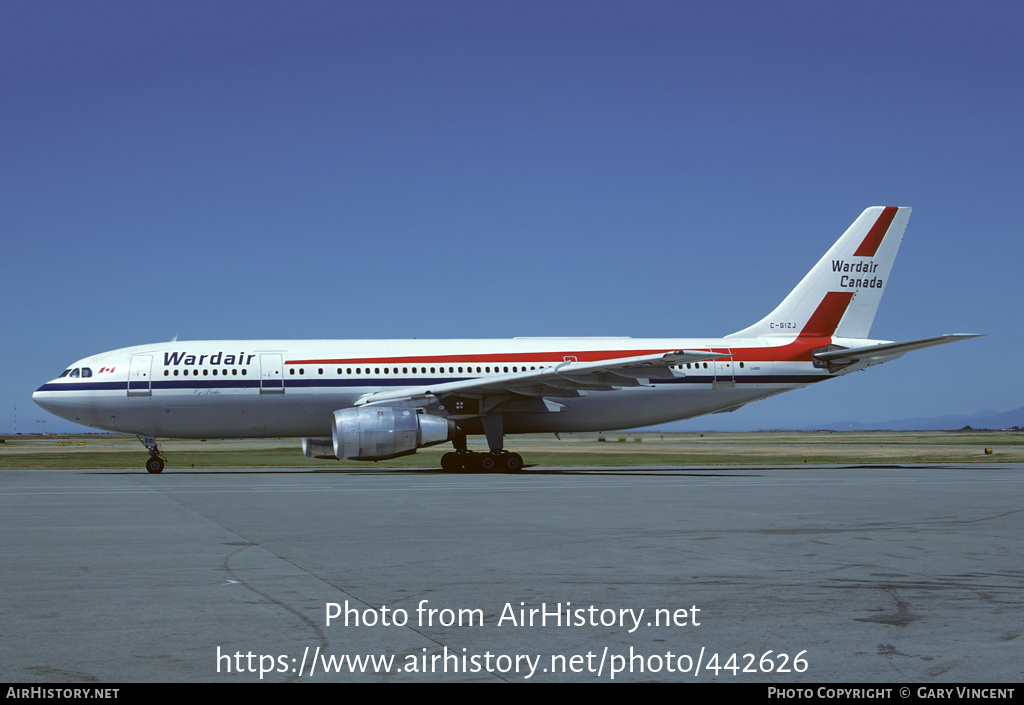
[{"xmin": 171, "ymin": 334, "xmax": 178, "ymax": 342}]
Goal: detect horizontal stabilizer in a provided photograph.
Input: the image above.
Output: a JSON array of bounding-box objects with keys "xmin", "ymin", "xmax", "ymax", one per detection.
[{"xmin": 814, "ymin": 334, "xmax": 982, "ymax": 369}]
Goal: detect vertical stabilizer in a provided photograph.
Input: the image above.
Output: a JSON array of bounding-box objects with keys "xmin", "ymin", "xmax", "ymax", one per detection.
[{"xmin": 726, "ymin": 206, "xmax": 911, "ymax": 340}]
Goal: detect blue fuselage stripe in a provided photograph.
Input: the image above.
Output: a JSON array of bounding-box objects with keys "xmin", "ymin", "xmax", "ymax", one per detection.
[{"xmin": 37, "ymin": 374, "xmax": 828, "ymax": 395}]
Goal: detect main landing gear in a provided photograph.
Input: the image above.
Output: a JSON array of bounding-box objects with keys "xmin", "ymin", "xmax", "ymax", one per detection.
[
  {"xmin": 138, "ymin": 436, "xmax": 166, "ymax": 474},
  {"xmin": 439, "ymin": 417, "xmax": 524, "ymax": 473},
  {"xmin": 440, "ymin": 449, "xmax": 524, "ymax": 473}
]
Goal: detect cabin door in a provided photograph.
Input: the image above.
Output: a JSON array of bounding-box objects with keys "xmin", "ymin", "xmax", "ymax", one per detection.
[
  {"xmin": 127, "ymin": 354, "xmax": 153, "ymax": 397},
  {"xmin": 259, "ymin": 353, "xmax": 285, "ymax": 394},
  {"xmin": 712, "ymin": 348, "xmax": 736, "ymax": 389}
]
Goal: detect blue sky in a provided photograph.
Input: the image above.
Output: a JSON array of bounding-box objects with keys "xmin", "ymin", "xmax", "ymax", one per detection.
[{"xmin": 3, "ymin": 1, "xmax": 1021, "ymax": 434}]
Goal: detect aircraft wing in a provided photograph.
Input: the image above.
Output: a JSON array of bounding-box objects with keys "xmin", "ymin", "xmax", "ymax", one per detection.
[
  {"xmin": 813, "ymin": 334, "xmax": 982, "ymax": 371},
  {"xmin": 354, "ymin": 350, "xmax": 724, "ymax": 414}
]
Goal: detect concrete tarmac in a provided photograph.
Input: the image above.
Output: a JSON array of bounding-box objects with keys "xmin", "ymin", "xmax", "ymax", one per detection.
[{"xmin": 2, "ymin": 464, "xmax": 1021, "ymax": 683}]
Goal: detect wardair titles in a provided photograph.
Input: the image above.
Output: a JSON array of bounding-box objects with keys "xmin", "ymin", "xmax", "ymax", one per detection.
[{"xmin": 833, "ymin": 258, "xmax": 884, "ymax": 289}]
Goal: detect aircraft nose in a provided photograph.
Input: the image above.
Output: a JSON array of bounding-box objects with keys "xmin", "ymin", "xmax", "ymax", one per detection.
[
  {"xmin": 33, "ymin": 384, "xmax": 58, "ymax": 413},
  {"xmin": 33, "ymin": 382, "xmax": 81, "ymax": 420}
]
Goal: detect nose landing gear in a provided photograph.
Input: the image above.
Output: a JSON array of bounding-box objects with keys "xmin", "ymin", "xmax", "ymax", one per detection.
[{"xmin": 138, "ymin": 436, "xmax": 166, "ymax": 474}]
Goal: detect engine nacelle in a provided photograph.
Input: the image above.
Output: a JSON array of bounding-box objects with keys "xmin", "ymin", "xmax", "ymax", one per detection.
[
  {"xmin": 332, "ymin": 406, "xmax": 457, "ymax": 461},
  {"xmin": 302, "ymin": 437, "xmax": 338, "ymax": 459}
]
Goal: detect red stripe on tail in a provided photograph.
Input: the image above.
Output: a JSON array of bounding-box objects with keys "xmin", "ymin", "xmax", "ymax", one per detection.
[
  {"xmin": 853, "ymin": 206, "xmax": 898, "ymax": 257},
  {"xmin": 801, "ymin": 291, "xmax": 854, "ymax": 338}
]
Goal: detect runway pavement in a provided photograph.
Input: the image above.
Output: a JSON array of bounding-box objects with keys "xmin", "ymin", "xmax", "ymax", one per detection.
[{"xmin": 2, "ymin": 464, "xmax": 1021, "ymax": 682}]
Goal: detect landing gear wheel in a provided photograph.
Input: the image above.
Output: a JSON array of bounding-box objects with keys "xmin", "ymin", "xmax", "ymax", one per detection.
[
  {"xmin": 502, "ymin": 453, "xmax": 523, "ymax": 472},
  {"xmin": 439, "ymin": 444, "xmax": 524, "ymax": 473},
  {"xmin": 440, "ymin": 452, "xmax": 464, "ymax": 472},
  {"xmin": 145, "ymin": 456, "xmax": 165, "ymax": 474}
]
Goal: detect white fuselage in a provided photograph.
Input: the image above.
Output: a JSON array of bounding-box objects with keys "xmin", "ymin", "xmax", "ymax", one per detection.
[{"xmin": 32, "ymin": 334, "xmax": 863, "ymax": 439}]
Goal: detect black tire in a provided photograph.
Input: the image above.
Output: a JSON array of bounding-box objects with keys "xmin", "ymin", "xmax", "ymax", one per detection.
[
  {"xmin": 145, "ymin": 456, "xmax": 165, "ymax": 474},
  {"xmin": 440, "ymin": 452, "xmax": 464, "ymax": 472},
  {"xmin": 477, "ymin": 454, "xmax": 497, "ymax": 472},
  {"xmin": 503, "ymin": 453, "xmax": 523, "ymax": 472}
]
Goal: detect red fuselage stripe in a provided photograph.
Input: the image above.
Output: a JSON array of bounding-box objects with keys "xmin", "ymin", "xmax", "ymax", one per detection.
[
  {"xmin": 289, "ymin": 350, "xmax": 668, "ymax": 366},
  {"xmin": 286, "ymin": 292, "xmax": 856, "ymax": 368}
]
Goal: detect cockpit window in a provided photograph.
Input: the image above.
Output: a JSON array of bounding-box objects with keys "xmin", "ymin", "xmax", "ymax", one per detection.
[
  {"xmin": 70, "ymin": 368, "xmax": 80, "ymax": 378},
  {"xmin": 59, "ymin": 369, "xmax": 71, "ymax": 378},
  {"xmin": 81, "ymin": 367, "xmax": 92, "ymax": 378}
]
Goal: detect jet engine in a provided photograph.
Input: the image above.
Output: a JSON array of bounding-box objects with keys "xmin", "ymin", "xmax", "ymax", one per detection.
[
  {"xmin": 301, "ymin": 436, "xmax": 337, "ymax": 459},
  {"xmin": 331, "ymin": 406, "xmax": 457, "ymax": 460}
]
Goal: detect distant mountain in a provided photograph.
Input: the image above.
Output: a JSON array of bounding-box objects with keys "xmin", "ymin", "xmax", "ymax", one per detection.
[{"xmin": 807, "ymin": 406, "xmax": 1024, "ymax": 431}]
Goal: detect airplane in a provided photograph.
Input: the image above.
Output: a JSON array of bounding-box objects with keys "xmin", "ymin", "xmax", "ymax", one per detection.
[{"xmin": 34, "ymin": 206, "xmax": 979, "ymax": 473}]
